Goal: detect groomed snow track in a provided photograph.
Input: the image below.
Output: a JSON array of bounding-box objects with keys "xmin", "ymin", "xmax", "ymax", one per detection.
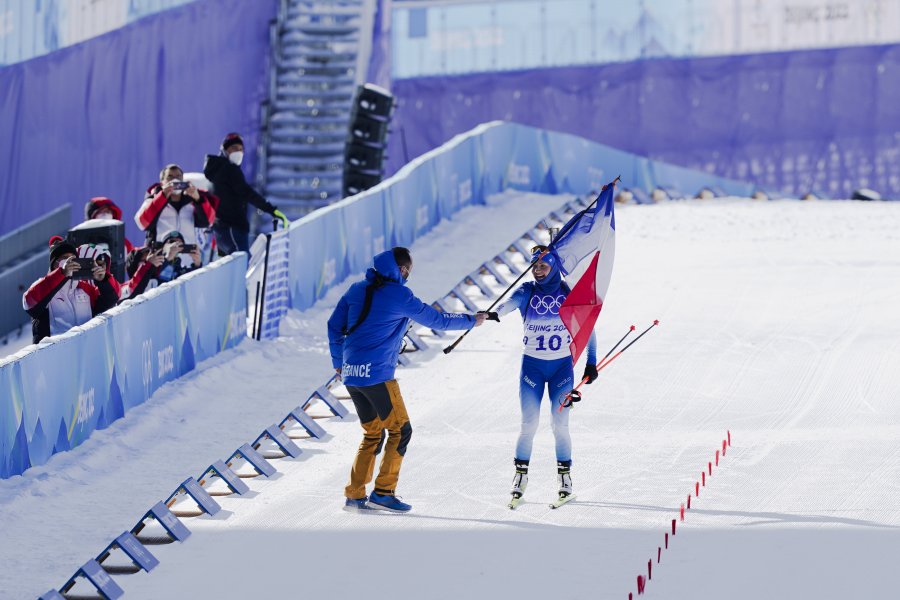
[{"xmin": 6, "ymin": 193, "xmax": 900, "ymax": 600}]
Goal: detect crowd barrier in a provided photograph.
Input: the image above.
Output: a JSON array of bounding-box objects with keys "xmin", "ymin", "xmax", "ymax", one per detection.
[{"xmin": 0, "ymin": 254, "xmax": 247, "ymax": 479}]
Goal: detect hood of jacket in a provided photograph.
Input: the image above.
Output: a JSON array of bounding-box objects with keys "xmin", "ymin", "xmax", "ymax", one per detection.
[
  {"xmin": 203, "ymin": 154, "xmax": 229, "ymax": 180},
  {"xmin": 84, "ymin": 197, "xmax": 122, "ymax": 221},
  {"xmin": 533, "ymin": 250, "xmax": 563, "ymax": 293},
  {"xmin": 366, "ymin": 249, "xmax": 406, "ymax": 286}
]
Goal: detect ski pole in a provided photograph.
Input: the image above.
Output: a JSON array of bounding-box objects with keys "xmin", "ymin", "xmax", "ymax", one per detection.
[
  {"xmin": 558, "ymin": 320, "xmax": 659, "ymax": 411},
  {"xmin": 443, "ymin": 176, "xmax": 620, "ymax": 355},
  {"xmin": 557, "ymin": 324, "xmax": 635, "ymax": 411}
]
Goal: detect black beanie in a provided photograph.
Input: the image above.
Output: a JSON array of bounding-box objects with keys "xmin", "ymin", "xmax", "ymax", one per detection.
[
  {"xmin": 48, "ymin": 236, "xmax": 77, "ymax": 269},
  {"xmin": 221, "ymin": 132, "xmax": 243, "ymax": 152}
]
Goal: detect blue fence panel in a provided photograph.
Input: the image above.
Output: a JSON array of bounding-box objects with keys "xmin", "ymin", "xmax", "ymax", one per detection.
[
  {"xmin": 289, "ymin": 208, "xmax": 348, "ymax": 309},
  {"xmin": 341, "ymin": 189, "xmax": 390, "ymax": 275},
  {"xmin": 385, "ymin": 161, "xmax": 439, "ymax": 247},
  {"xmin": 1, "ymin": 253, "xmax": 247, "ymax": 479}
]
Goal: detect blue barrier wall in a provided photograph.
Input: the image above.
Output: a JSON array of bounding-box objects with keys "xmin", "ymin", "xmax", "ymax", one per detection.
[
  {"xmin": 0, "ymin": 0, "xmax": 278, "ymax": 240},
  {"xmin": 282, "ymin": 121, "xmax": 751, "ymax": 316},
  {"xmin": 386, "ymin": 44, "xmax": 900, "ymax": 199},
  {"xmin": 0, "ymin": 254, "xmax": 247, "ymax": 479}
]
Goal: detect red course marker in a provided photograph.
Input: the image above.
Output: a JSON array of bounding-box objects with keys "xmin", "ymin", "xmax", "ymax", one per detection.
[
  {"xmin": 696, "ymin": 482, "xmax": 700, "ymax": 496},
  {"xmin": 672, "ymin": 519, "xmax": 677, "ymax": 535},
  {"xmin": 637, "ymin": 575, "xmax": 645, "ymax": 594},
  {"xmin": 687, "ymin": 494, "xmax": 691, "ymax": 509},
  {"xmin": 723, "ymin": 439, "xmax": 727, "ymax": 456},
  {"xmin": 708, "ymin": 461, "xmax": 713, "ymax": 475},
  {"xmin": 728, "ymin": 430, "xmax": 732, "ymax": 446},
  {"xmin": 702, "ymin": 471, "xmax": 706, "ymax": 486},
  {"xmin": 680, "ymin": 503, "xmax": 685, "ymax": 521},
  {"xmin": 665, "ymin": 532, "xmax": 669, "ymax": 548},
  {"xmin": 648, "ymin": 560, "xmax": 652, "ymax": 580},
  {"xmin": 658, "ymin": 547, "xmax": 661, "ymax": 563},
  {"xmin": 716, "ymin": 449, "xmax": 719, "ymax": 466}
]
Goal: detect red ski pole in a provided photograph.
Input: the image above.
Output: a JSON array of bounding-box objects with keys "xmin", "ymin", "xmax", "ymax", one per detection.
[{"xmin": 558, "ymin": 320, "xmax": 659, "ymax": 412}]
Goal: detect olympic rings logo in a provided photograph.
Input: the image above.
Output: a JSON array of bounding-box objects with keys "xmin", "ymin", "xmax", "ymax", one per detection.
[{"xmin": 529, "ymin": 294, "xmax": 565, "ymax": 315}]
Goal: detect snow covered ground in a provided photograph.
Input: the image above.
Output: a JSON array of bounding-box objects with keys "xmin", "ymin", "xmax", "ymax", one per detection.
[{"xmin": 3, "ymin": 194, "xmax": 900, "ymax": 599}]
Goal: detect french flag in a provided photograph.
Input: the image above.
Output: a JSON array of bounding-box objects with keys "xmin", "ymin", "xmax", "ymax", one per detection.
[{"xmin": 554, "ymin": 182, "xmax": 616, "ymax": 364}]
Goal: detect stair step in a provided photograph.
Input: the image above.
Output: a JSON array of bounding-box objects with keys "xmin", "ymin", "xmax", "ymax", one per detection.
[
  {"xmin": 268, "ymin": 168, "xmax": 343, "ymax": 181},
  {"xmin": 276, "ymin": 92, "xmax": 354, "ymax": 105},
  {"xmin": 266, "ymin": 155, "xmax": 344, "ymax": 168},
  {"xmin": 277, "ymin": 73, "xmax": 354, "ymax": 86},
  {"xmin": 282, "ymin": 30, "xmax": 360, "ymax": 42},
  {"xmin": 278, "ymin": 49, "xmax": 357, "ymax": 62},
  {"xmin": 270, "ymin": 113, "xmax": 350, "ymax": 126},
  {"xmin": 283, "ymin": 24, "xmax": 360, "ymax": 39},
  {"xmin": 286, "ymin": 5, "xmax": 363, "ymax": 18},
  {"xmin": 272, "ymin": 102, "xmax": 352, "ymax": 115},
  {"xmin": 270, "ymin": 141, "xmax": 346, "ymax": 156},
  {"xmin": 271, "ymin": 129, "xmax": 347, "ymax": 143}
]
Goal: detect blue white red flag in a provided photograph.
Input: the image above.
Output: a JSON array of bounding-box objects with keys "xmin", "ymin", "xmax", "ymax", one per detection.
[
  {"xmin": 550, "ymin": 183, "xmax": 616, "ymax": 276},
  {"xmin": 556, "ymin": 182, "xmax": 616, "ymax": 363}
]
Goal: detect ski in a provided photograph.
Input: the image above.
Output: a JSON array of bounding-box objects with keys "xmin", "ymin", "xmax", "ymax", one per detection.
[
  {"xmin": 508, "ymin": 495, "xmax": 524, "ymax": 510},
  {"xmin": 549, "ymin": 493, "xmax": 576, "ymax": 509}
]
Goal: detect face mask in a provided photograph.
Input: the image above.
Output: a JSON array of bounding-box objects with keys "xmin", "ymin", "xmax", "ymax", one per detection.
[{"xmin": 229, "ymin": 151, "xmax": 244, "ymax": 166}]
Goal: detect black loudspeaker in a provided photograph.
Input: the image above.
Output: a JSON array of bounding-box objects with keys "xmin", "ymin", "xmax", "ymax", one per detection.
[
  {"xmin": 67, "ymin": 219, "xmax": 126, "ymax": 282},
  {"xmin": 343, "ymin": 83, "xmax": 395, "ymax": 198}
]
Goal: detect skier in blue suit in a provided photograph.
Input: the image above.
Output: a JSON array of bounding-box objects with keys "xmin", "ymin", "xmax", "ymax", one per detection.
[
  {"xmin": 495, "ymin": 246, "xmax": 598, "ymax": 506},
  {"xmin": 328, "ymin": 247, "xmax": 486, "ymax": 513}
]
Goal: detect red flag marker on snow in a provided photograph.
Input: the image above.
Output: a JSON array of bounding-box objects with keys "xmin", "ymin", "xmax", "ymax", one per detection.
[
  {"xmin": 630, "ymin": 594, "xmax": 633, "ymax": 600},
  {"xmin": 702, "ymin": 471, "xmax": 706, "ymax": 486},
  {"xmin": 680, "ymin": 503, "xmax": 685, "ymax": 521},
  {"xmin": 716, "ymin": 450, "xmax": 719, "ymax": 466},
  {"xmin": 687, "ymin": 494, "xmax": 691, "ymax": 509},
  {"xmin": 672, "ymin": 519, "xmax": 677, "ymax": 535},
  {"xmin": 728, "ymin": 430, "xmax": 732, "ymax": 446},
  {"xmin": 658, "ymin": 547, "xmax": 662, "ymax": 563},
  {"xmin": 665, "ymin": 533, "xmax": 669, "ymax": 548},
  {"xmin": 637, "ymin": 575, "xmax": 645, "ymax": 594},
  {"xmin": 723, "ymin": 439, "xmax": 727, "ymax": 456},
  {"xmin": 696, "ymin": 482, "xmax": 700, "ymax": 496},
  {"xmin": 709, "ymin": 461, "xmax": 713, "ymax": 475},
  {"xmin": 648, "ymin": 560, "xmax": 652, "ymax": 580}
]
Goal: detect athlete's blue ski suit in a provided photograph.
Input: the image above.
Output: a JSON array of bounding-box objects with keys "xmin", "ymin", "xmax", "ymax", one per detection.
[{"xmin": 497, "ymin": 252, "xmax": 596, "ymax": 463}]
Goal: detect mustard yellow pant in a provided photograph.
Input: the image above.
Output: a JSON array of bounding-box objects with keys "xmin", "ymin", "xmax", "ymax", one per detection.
[{"xmin": 344, "ymin": 379, "xmax": 412, "ymax": 499}]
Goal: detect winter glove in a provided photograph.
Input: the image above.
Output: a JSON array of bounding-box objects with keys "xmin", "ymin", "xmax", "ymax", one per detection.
[
  {"xmin": 477, "ymin": 311, "xmax": 500, "ymax": 322},
  {"xmin": 582, "ymin": 363, "xmax": 598, "ymax": 385},
  {"xmin": 273, "ymin": 209, "xmax": 290, "ymax": 230}
]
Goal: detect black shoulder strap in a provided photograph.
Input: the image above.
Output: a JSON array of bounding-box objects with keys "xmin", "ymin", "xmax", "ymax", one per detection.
[{"xmin": 342, "ymin": 275, "xmax": 384, "ymax": 336}]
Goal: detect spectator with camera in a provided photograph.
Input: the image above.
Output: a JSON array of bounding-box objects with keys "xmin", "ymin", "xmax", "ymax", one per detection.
[
  {"xmin": 204, "ymin": 132, "xmax": 289, "ymax": 255},
  {"xmin": 22, "ymin": 237, "xmax": 120, "ymax": 343},
  {"xmin": 135, "ymin": 163, "xmax": 217, "ymax": 247},
  {"xmin": 120, "ymin": 230, "xmax": 200, "ymax": 298}
]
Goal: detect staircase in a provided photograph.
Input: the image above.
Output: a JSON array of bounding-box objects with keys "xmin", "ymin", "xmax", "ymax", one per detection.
[{"xmin": 259, "ymin": 0, "xmax": 375, "ymax": 221}]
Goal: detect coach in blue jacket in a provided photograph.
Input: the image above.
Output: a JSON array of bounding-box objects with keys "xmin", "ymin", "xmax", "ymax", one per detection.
[{"xmin": 328, "ymin": 247, "xmax": 486, "ymax": 513}]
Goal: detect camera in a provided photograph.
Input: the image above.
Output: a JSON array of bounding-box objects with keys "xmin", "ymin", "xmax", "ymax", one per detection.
[
  {"xmin": 70, "ymin": 257, "xmax": 97, "ymax": 280},
  {"xmin": 180, "ymin": 244, "xmax": 197, "ymax": 253},
  {"xmin": 169, "ymin": 180, "xmax": 191, "ymax": 191}
]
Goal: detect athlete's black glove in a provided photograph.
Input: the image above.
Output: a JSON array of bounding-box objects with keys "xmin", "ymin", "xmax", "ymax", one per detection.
[
  {"xmin": 582, "ymin": 363, "xmax": 598, "ymax": 385},
  {"xmin": 477, "ymin": 311, "xmax": 500, "ymax": 322}
]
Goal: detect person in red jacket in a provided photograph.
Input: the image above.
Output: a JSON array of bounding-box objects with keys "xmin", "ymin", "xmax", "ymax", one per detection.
[
  {"xmin": 134, "ymin": 163, "xmax": 217, "ymax": 247},
  {"xmin": 22, "ymin": 237, "xmax": 121, "ymax": 343},
  {"xmin": 83, "ymin": 196, "xmax": 135, "ymax": 253}
]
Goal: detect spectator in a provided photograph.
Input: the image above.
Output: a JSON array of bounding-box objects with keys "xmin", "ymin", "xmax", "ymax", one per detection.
[
  {"xmin": 121, "ymin": 230, "xmax": 200, "ymax": 299},
  {"xmin": 135, "ymin": 164, "xmax": 216, "ymax": 247},
  {"xmin": 203, "ymin": 132, "xmax": 289, "ymax": 255},
  {"xmin": 84, "ymin": 196, "xmax": 135, "ymax": 253},
  {"xmin": 22, "ymin": 237, "xmax": 120, "ymax": 344}
]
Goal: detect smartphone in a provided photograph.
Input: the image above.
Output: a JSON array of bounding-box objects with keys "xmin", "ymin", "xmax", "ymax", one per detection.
[
  {"xmin": 180, "ymin": 244, "xmax": 197, "ymax": 253},
  {"xmin": 169, "ymin": 181, "xmax": 191, "ymax": 191},
  {"xmin": 70, "ymin": 257, "xmax": 96, "ymax": 280}
]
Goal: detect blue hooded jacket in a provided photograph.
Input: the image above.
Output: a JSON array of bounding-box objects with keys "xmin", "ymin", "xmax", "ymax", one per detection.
[{"xmin": 327, "ymin": 250, "xmax": 475, "ymax": 387}]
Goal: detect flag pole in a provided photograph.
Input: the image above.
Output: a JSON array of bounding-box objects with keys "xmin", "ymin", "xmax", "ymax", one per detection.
[{"xmin": 442, "ymin": 176, "xmax": 620, "ymax": 355}]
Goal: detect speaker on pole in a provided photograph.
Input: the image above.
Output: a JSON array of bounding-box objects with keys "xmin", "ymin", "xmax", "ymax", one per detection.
[{"xmin": 343, "ymin": 83, "xmax": 395, "ymax": 198}]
